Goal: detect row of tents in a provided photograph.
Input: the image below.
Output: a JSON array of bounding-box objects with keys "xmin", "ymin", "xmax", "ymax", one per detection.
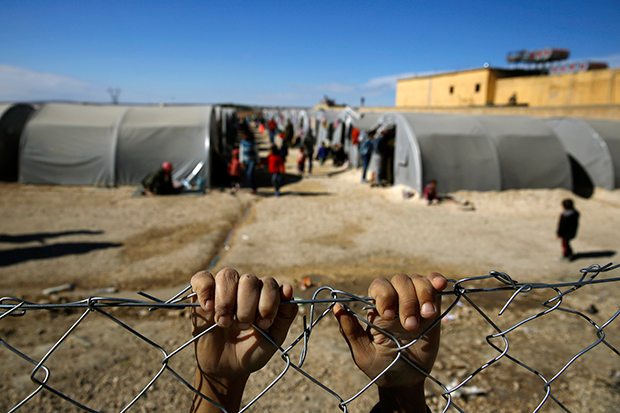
[
  {"xmin": 1, "ymin": 102, "xmax": 619, "ymax": 198},
  {"xmin": 267, "ymin": 107, "xmax": 619, "ymax": 198},
  {"xmin": 0, "ymin": 103, "xmax": 237, "ymax": 188}
]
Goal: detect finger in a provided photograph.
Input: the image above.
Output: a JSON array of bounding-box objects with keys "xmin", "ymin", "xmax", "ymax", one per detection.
[
  {"xmin": 368, "ymin": 277, "xmax": 398, "ymax": 321},
  {"xmin": 214, "ymin": 268, "xmax": 240, "ymax": 328},
  {"xmin": 391, "ymin": 273, "xmax": 421, "ymax": 330},
  {"xmin": 191, "ymin": 271, "xmax": 215, "ymax": 313},
  {"xmin": 411, "ymin": 275, "xmax": 437, "ymax": 320},
  {"xmin": 269, "ymin": 284, "xmax": 298, "ymax": 345},
  {"xmin": 333, "ymin": 303, "xmax": 373, "ymax": 364},
  {"xmin": 256, "ymin": 277, "xmax": 280, "ymax": 329},
  {"xmin": 428, "ymin": 272, "xmax": 448, "ymax": 294},
  {"xmin": 236, "ymin": 273, "xmax": 261, "ymax": 330}
]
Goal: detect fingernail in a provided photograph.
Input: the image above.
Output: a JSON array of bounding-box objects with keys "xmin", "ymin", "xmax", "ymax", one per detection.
[
  {"xmin": 237, "ymin": 323, "xmax": 250, "ymax": 330},
  {"xmin": 203, "ymin": 299, "xmax": 214, "ymax": 311},
  {"xmin": 383, "ymin": 309, "xmax": 396, "ymax": 320},
  {"xmin": 217, "ymin": 315, "xmax": 231, "ymax": 327},
  {"xmin": 421, "ymin": 302, "xmax": 435, "ymax": 316},
  {"xmin": 258, "ymin": 319, "xmax": 272, "ymax": 329},
  {"xmin": 405, "ymin": 316, "xmax": 419, "ymax": 330}
]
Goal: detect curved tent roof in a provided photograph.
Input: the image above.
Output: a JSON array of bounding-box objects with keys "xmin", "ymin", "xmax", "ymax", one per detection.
[
  {"xmin": 545, "ymin": 118, "xmax": 619, "ymax": 190},
  {"xmin": 20, "ymin": 103, "xmax": 216, "ymax": 187},
  {"xmin": 0, "ymin": 103, "xmax": 35, "ymax": 182},
  {"xmin": 380, "ymin": 112, "xmax": 502, "ymax": 194},
  {"xmin": 474, "ymin": 115, "xmax": 572, "ymax": 190},
  {"xmin": 115, "ymin": 105, "xmax": 215, "ymax": 186},
  {"xmin": 378, "ymin": 112, "xmax": 572, "ymax": 194},
  {"xmin": 354, "ymin": 112, "xmax": 382, "ymax": 132},
  {"xmin": 20, "ymin": 103, "xmax": 127, "ymax": 186}
]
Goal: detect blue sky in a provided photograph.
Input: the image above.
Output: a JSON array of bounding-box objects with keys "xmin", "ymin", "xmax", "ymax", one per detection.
[{"xmin": 1, "ymin": 0, "xmax": 619, "ymax": 107}]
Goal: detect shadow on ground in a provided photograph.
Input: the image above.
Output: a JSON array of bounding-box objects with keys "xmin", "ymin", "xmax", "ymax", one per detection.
[
  {"xmin": 0, "ymin": 230, "xmax": 104, "ymax": 244},
  {"xmin": 570, "ymin": 250, "xmax": 616, "ymax": 262},
  {"xmin": 0, "ymin": 242, "xmax": 123, "ymax": 266}
]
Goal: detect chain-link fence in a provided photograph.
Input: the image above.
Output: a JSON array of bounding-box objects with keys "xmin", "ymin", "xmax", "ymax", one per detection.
[{"xmin": 2, "ymin": 263, "xmax": 620, "ymax": 413}]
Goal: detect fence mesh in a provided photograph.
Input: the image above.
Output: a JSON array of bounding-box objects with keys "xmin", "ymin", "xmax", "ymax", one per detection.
[{"xmin": 2, "ymin": 263, "xmax": 620, "ymax": 413}]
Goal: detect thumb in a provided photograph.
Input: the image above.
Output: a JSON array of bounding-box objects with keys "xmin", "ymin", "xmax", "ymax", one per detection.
[{"xmin": 333, "ymin": 304, "xmax": 373, "ymax": 364}]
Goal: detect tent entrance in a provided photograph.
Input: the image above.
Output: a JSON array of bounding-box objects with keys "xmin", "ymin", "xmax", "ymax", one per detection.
[
  {"xmin": 568, "ymin": 155, "xmax": 594, "ymax": 198},
  {"xmin": 0, "ymin": 104, "xmax": 35, "ymax": 182},
  {"xmin": 378, "ymin": 127, "xmax": 396, "ymax": 185}
]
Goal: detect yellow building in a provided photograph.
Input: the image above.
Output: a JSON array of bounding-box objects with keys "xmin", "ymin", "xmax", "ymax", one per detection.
[{"xmin": 396, "ymin": 67, "xmax": 620, "ymax": 108}]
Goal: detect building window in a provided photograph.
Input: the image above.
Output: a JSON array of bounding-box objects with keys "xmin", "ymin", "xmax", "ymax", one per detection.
[
  {"xmin": 449, "ymin": 86, "xmax": 454, "ymax": 94},
  {"xmin": 475, "ymin": 83, "xmax": 480, "ymax": 92}
]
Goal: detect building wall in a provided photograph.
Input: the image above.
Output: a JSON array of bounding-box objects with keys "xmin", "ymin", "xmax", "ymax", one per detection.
[
  {"xmin": 494, "ymin": 69, "xmax": 620, "ymax": 106},
  {"xmin": 396, "ymin": 69, "xmax": 493, "ymax": 107},
  {"xmin": 396, "ymin": 67, "xmax": 620, "ymax": 109},
  {"xmin": 362, "ymin": 104, "xmax": 620, "ymax": 121}
]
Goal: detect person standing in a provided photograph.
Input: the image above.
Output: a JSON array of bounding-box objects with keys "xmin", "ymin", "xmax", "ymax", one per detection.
[
  {"xmin": 268, "ymin": 145, "xmax": 285, "ymax": 196},
  {"xmin": 267, "ymin": 118, "xmax": 278, "ymax": 146},
  {"xmin": 227, "ymin": 148, "xmax": 242, "ymax": 194},
  {"xmin": 359, "ymin": 131, "xmax": 374, "ymax": 183},
  {"xmin": 283, "ymin": 119, "xmax": 294, "ymax": 148},
  {"xmin": 240, "ymin": 132, "xmax": 258, "ymax": 194},
  {"xmin": 370, "ymin": 130, "xmax": 385, "ymax": 187},
  {"xmin": 301, "ymin": 130, "xmax": 316, "ymax": 174},
  {"xmin": 557, "ymin": 198, "xmax": 580, "ymax": 260}
]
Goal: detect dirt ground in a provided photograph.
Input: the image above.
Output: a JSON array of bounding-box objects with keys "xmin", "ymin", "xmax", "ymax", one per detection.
[{"xmin": 2, "ymin": 127, "xmax": 620, "ymax": 412}]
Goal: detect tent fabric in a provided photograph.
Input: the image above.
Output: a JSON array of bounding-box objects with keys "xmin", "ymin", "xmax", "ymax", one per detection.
[
  {"xmin": 547, "ymin": 118, "xmax": 620, "ymax": 190},
  {"xmin": 354, "ymin": 112, "xmax": 382, "ymax": 132},
  {"xmin": 545, "ymin": 118, "xmax": 616, "ymax": 190},
  {"xmin": 378, "ymin": 112, "xmax": 572, "ymax": 195},
  {"xmin": 20, "ymin": 103, "xmax": 215, "ymax": 187},
  {"xmin": 474, "ymin": 115, "xmax": 572, "ymax": 190},
  {"xmin": 20, "ymin": 103, "xmax": 128, "ymax": 186},
  {"xmin": 380, "ymin": 112, "xmax": 501, "ymax": 194},
  {"xmin": 115, "ymin": 105, "xmax": 214, "ymax": 186}
]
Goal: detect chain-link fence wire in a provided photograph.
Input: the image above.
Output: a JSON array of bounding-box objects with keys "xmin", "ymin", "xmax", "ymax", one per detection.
[{"xmin": 2, "ymin": 262, "xmax": 620, "ymax": 413}]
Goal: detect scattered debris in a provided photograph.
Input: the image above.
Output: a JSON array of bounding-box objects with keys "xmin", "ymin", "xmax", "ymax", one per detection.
[
  {"xmin": 42, "ymin": 284, "xmax": 74, "ymax": 295},
  {"xmin": 402, "ymin": 188, "xmax": 415, "ymax": 199},
  {"xmin": 447, "ymin": 378, "xmax": 489, "ymax": 398},
  {"xmin": 300, "ymin": 277, "xmax": 313, "ymax": 291}
]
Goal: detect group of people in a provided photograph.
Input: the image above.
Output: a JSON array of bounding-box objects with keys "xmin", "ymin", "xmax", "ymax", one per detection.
[
  {"xmin": 359, "ymin": 128, "xmax": 391, "ymax": 187},
  {"xmin": 226, "ymin": 119, "xmax": 318, "ymax": 196}
]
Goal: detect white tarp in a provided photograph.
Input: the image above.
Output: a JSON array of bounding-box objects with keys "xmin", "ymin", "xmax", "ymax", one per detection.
[
  {"xmin": 474, "ymin": 115, "xmax": 572, "ymax": 190},
  {"xmin": 377, "ymin": 112, "xmax": 572, "ymax": 194},
  {"xmin": 20, "ymin": 103, "xmax": 215, "ymax": 187},
  {"xmin": 20, "ymin": 103, "xmax": 127, "ymax": 186}
]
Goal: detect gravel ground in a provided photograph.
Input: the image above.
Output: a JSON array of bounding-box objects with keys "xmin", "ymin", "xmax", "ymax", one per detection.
[{"xmin": 2, "ymin": 127, "xmax": 620, "ymax": 412}]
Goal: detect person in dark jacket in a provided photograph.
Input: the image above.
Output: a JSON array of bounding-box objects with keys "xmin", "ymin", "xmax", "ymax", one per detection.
[
  {"xmin": 141, "ymin": 162, "xmax": 182, "ymax": 195},
  {"xmin": 557, "ymin": 198, "xmax": 580, "ymax": 259}
]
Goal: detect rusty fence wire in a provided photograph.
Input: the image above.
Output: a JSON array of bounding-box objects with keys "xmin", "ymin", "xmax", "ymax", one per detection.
[{"xmin": 2, "ymin": 262, "xmax": 620, "ymax": 413}]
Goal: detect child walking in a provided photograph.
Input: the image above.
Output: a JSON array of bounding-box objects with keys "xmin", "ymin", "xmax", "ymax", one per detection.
[
  {"xmin": 557, "ymin": 198, "xmax": 580, "ymax": 260},
  {"xmin": 297, "ymin": 147, "xmax": 306, "ymax": 176},
  {"xmin": 268, "ymin": 145, "xmax": 285, "ymax": 196},
  {"xmin": 227, "ymin": 148, "xmax": 242, "ymax": 194}
]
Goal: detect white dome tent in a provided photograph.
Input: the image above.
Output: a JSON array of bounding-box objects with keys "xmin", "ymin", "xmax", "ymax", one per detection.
[
  {"xmin": 20, "ymin": 103, "xmax": 217, "ymax": 188},
  {"xmin": 375, "ymin": 112, "xmax": 572, "ymax": 195}
]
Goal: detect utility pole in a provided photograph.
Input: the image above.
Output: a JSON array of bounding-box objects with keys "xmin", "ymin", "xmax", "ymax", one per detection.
[{"xmin": 108, "ymin": 88, "xmax": 121, "ymax": 104}]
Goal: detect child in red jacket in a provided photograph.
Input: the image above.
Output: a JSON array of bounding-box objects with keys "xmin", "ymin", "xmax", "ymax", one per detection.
[
  {"xmin": 227, "ymin": 148, "xmax": 242, "ymax": 194},
  {"xmin": 268, "ymin": 145, "xmax": 285, "ymax": 196}
]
